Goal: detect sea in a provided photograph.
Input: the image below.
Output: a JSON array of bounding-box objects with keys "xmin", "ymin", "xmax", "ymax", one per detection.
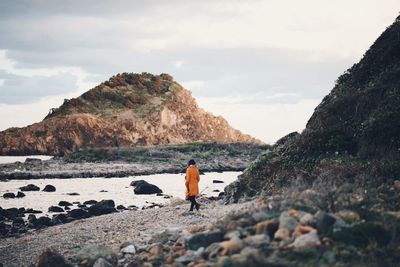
[{"xmin": 0, "ymin": 156, "xmax": 240, "ymax": 215}]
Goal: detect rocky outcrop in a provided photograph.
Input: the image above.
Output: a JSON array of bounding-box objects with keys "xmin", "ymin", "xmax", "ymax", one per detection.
[
  {"xmin": 0, "ymin": 73, "xmax": 261, "ymax": 156},
  {"xmin": 225, "ymin": 15, "xmax": 400, "ymax": 203}
]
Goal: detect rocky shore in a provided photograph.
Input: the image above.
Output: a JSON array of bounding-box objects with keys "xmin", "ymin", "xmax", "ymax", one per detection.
[{"xmin": 0, "ymin": 143, "xmax": 267, "ymax": 180}]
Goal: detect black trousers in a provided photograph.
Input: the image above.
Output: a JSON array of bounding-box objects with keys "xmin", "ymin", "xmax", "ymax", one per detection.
[{"xmin": 187, "ymin": 196, "xmax": 199, "ymax": 211}]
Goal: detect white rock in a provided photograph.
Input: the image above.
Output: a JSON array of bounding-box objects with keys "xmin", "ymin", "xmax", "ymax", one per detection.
[
  {"xmin": 121, "ymin": 244, "xmax": 136, "ymax": 254},
  {"xmin": 290, "ymin": 230, "xmax": 321, "ymax": 248}
]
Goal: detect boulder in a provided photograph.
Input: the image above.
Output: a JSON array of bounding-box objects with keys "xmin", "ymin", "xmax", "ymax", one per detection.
[
  {"xmin": 16, "ymin": 191, "xmax": 26, "ymax": 198},
  {"xmin": 58, "ymin": 201, "xmax": 73, "ymax": 207},
  {"xmin": 68, "ymin": 209, "xmax": 88, "ymax": 219},
  {"xmin": 185, "ymin": 231, "xmax": 224, "ymax": 251},
  {"xmin": 88, "ymin": 200, "xmax": 116, "ymax": 216},
  {"xmin": 48, "ymin": 206, "xmax": 64, "ymax": 213},
  {"xmin": 43, "ymin": 185, "xmax": 56, "ymax": 192},
  {"xmin": 19, "ymin": 184, "xmax": 40, "ymax": 191},
  {"xmin": 132, "ymin": 180, "xmax": 162, "ymax": 195},
  {"xmin": 289, "ymin": 230, "xmax": 321, "ymax": 248},
  {"xmin": 52, "ymin": 214, "xmax": 68, "ymax": 225},
  {"xmin": 76, "ymin": 245, "xmax": 115, "ymax": 266},
  {"xmin": 12, "ymin": 217, "xmax": 25, "ymax": 227},
  {"xmin": 34, "ymin": 248, "xmax": 71, "ymax": 267},
  {"xmin": 315, "ymin": 211, "xmax": 336, "ymax": 235},
  {"xmin": 83, "ymin": 200, "xmax": 98, "ymax": 205},
  {"xmin": 35, "ymin": 216, "xmax": 53, "ymax": 227},
  {"xmin": 3, "ymin": 192, "xmax": 15, "ymax": 198},
  {"xmin": 279, "ymin": 211, "xmax": 299, "ymax": 232},
  {"xmin": 28, "ymin": 214, "xmax": 37, "ymax": 223}
]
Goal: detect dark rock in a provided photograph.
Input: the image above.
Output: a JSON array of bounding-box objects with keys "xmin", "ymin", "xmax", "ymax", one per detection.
[
  {"xmin": 99, "ymin": 190, "xmax": 108, "ymax": 193},
  {"xmin": 19, "ymin": 184, "xmax": 40, "ymax": 191},
  {"xmin": 34, "ymin": 248, "xmax": 71, "ymax": 267},
  {"xmin": 156, "ymin": 193, "xmax": 163, "ymax": 196},
  {"xmin": 12, "ymin": 217, "xmax": 25, "ymax": 226},
  {"xmin": 88, "ymin": 200, "xmax": 116, "ymax": 216},
  {"xmin": 66, "ymin": 192, "xmax": 79, "ymax": 196},
  {"xmin": 16, "ymin": 191, "xmax": 26, "ymax": 198},
  {"xmin": 185, "ymin": 231, "xmax": 224, "ymax": 251},
  {"xmin": 64, "ymin": 206, "xmax": 70, "ymax": 210},
  {"xmin": 68, "ymin": 209, "xmax": 88, "ymax": 219},
  {"xmin": 212, "ymin": 189, "xmax": 220, "ymax": 192},
  {"xmin": 35, "ymin": 216, "xmax": 53, "ymax": 227},
  {"xmin": 28, "ymin": 214, "xmax": 37, "ymax": 223},
  {"xmin": 212, "ymin": 180, "xmax": 224, "ymax": 183},
  {"xmin": 43, "ymin": 185, "xmax": 56, "ymax": 192},
  {"xmin": 218, "ymin": 192, "xmax": 225, "ymax": 198},
  {"xmin": 3, "ymin": 192, "xmax": 15, "ymax": 198},
  {"xmin": 83, "ymin": 200, "xmax": 98, "ymax": 205},
  {"xmin": 116, "ymin": 205, "xmax": 126, "ymax": 210},
  {"xmin": 315, "ymin": 211, "xmax": 336, "ymax": 235},
  {"xmin": 78, "ymin": 204, "xmax": 87, "ymax": 208},
  {"xmin": 52, "ymin": 214, "xmax": 68, "ymax": 224},
  {"xmin": 24, "ymin": 208, "xmax": 42, "ymax": 214},
  {"xmin": 25, "ymin": 158, "xmax": 41, "ymax": 163},
  {"xmin": 58, "ymin": 201, "xmax": 73, "ymax": 207},
  {"xmin": 132, "ymin": 180, "xmax": 162, "ymax": 194},
  {"xmin": 48, "ymin": 206, "xmax": 64, "ymax": 213}
]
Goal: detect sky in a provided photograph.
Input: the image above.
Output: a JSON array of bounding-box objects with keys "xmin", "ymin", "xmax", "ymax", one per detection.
[{"xmin": 0, "ymin": 1, "xmax": 398, "ymax": 144}]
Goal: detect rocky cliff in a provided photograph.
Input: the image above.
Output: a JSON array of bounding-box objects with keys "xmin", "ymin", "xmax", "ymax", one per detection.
[
  {"xmin": 0, "ymin": 73, "xmax": 261, "ymax": 156},
  {"xmin": 225, "ymin": 15, "xmax": 400, "ymax": 203}
]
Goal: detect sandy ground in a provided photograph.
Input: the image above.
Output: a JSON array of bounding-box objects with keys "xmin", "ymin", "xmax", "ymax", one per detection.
[{"xmin": 0, "ymin": 198, "xmax": 254, "ymax": 267}]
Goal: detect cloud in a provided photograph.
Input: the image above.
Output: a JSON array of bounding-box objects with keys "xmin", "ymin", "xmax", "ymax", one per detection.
[{"xmin": 0, "ymin": 71, "xmax": 78, "ymax": 104}]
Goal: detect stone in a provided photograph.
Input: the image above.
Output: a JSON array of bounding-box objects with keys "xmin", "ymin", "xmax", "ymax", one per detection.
[
  {"xmin": 34, "ymin": 248, "xmax": 71, "ymax": 267},
  {"xmin": 68, "ymin": 209, "xmax": 88, "ymax": 219},
  {"xmin": 245, "ymin": 234, "xmax": 270, "ymax": 247},
  {"xmin": 24, "ymin": 208, "xmax": 42, "ymax": 214},
  {"xmin": 293, "ymin": 225, "xmax": 315, "ymax": 237},
  {"xmin": 336, "ymin": 210, "xmax": 360, "ymax": 223},
  {"xmin": 48, "ymin": 206, "xmax": 64, "ymax": 212},
  {"xmin": 84, "ymin": 200, "xmax": 98, "ymax": 205},
  {"xmin": 175, "ymin": 255, "xmax": 195, "ymax": 265},
  {"xmin": 289, "ymin": 230, "xmax": 321, "ymax": 248},
  {"xmin": 16, "ymin": 191, "xmax": 26, "ymax": 198},
  {"xmin": 212, "ymin": 180, "xmax": 224, "ymax": 183},
  {"xmin": 52, "ymin": 214, "xmax": 68, "ymax": 224},
  {"xmin": 117, "ymin": 205, "xmax": 126, "ymax": 210},
  {"xmin": 43, "ymin": 185, "xmax": 56, "ymax": 192},
  {"xmin": 220, "ymin": 236, "xmax": 243, "ymax": 255},
  {"xmin": 315, "ymin": 211, "xmax": 336, "ymax": 235},
  {"xmin": 132, "ymin": 180, "xmax": 162, "ymax": 195},
  {"xmin": 12, "ymin": 217, "xmax": 25, "ymax": 226},
  {"xmin": 28, "ymin": 214, "xmax": 37, "ymax": 223},
  {"xmin": 3, "ymin": 192, "xmax": 15, "ymax": 198},
  {"xmin": 58, "ymin": 201, "xmax": 73, "ymax": 207},
  {"xmin": 88, "ymin": 200, "xmax": 116, "ymax": 216},
  {"xmin": 67, "ymin": 192, "xmax": 79, "ymax": 196},
  {"xmin": 35, "ymin": 216, "xmax": 53, "ymax": 227},
  {"xmin": 279, "ymin": 211, "xmax": 299, "ymax": 232},
  {"xmin": 255, "ymin": 219, "xmax": 279, "ymax": 239},
  {"xmin": 288, "ymin": 208, "xmax": 299, "ymax": 218},
  {"xmin": 274, "ymin": 228, "xmax": 290, "ymax": 241},
  {"xmin": 299, "ymin": 213, "xmax": 314, "ymax": 226},
  {"xmin": 148, "ymin": 244, "xmax": 163, "ymax": 258},
  {"xmin": 121, "ymin": 245, "xmax": 136, "ymax": 255},
  {"xmin": 19, "ymin": 184, "xmax": 40, "ymax": 191},
  {"xmin": 149, "ymin": 228, "xmax": 182, "ymax": 244},
  {"xmin": 185, "ymin": 231, "xmax": 224, "ymax": 251},
  {"xmin": 394, "ymin": 180, "xmax": 400, "ymax": 191},
  {"xmin": 93, "ymin": 258, "xmax": 113, "ymax": 267},
  {"xmin": 76, "ymin": 245, "xmax": 115, "ymax": 266}
]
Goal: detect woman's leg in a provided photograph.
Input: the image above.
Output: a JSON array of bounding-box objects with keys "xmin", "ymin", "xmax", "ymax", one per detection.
[{"xmin": 188, "ymin": 196, "xmax": 196, "ymax": 211}]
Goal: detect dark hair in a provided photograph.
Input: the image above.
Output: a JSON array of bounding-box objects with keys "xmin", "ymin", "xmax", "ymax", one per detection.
[{"xmin": 188, "ymin": 159, "xmax": 196, "ymax": 166}]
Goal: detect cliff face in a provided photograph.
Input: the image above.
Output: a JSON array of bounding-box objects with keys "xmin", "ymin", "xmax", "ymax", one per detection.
[
  {"xmin": 0, "ymin": 73, "xmax": 261, "ymax": 156},
  {"xmin": 225, "ymin": 15, "xmax": 400, "ymax": 203}
]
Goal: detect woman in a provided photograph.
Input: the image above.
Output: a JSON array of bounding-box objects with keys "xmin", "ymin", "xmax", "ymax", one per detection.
[{"xmin": 185, "ymin": 159, "xmax": 200, "ymax": 211}]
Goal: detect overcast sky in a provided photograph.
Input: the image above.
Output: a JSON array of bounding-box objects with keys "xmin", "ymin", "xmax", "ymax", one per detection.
[{"xmin": 0, "ymin": 1, "xmax": 398, "ymax": 143}]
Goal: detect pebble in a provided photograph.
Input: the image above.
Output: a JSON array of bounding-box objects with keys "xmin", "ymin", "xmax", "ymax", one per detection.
[
  {"xmin": 121, "ymin": 245, "xmax": 136, "ymax": 255},
  {"xmin": 219, "ymin": 236, "xmax": 243, "ymax": 255},
  {"xmin": 289, "ymin": 230, "xmax": 321, "ymax": 248},
  {"xmin": 93, "ymin": 257, "xmax": 113, "ymax": 267},
  {"xmin": 279, "ymin": 211, "xmax": 299, "ymax": 232},
  {"xmin": 274, "ymin": 228, "xmax": 290, "ymax": 240}
]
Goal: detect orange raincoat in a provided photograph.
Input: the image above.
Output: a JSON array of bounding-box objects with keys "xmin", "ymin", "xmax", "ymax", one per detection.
[{"xmin": 185, "ymin": 165, "xmax": 200, "ymax": 196}]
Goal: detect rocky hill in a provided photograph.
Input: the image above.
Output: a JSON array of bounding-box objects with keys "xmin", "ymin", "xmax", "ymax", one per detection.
[
  {"xmin": 0, "ymin": 73, "xmax": 261, "ymax": 156},
  {"xmin": 225, "ymin": 15, "xmax": 400, "ymax": 203}
]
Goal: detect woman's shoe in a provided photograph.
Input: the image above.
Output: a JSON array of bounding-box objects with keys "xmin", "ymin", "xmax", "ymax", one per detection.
[{"xmin": 195, "ymin": 204, "xmax": 200, "ymax": 211}]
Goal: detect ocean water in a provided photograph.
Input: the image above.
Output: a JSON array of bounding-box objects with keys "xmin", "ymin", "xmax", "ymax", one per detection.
[
  {"xmin": 0, "ymin": 172, "xmax": 240, "ymax": 214},
  {"xmin": 0, "ymin": 155, "xmax": 53, "ymax": 164}
]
